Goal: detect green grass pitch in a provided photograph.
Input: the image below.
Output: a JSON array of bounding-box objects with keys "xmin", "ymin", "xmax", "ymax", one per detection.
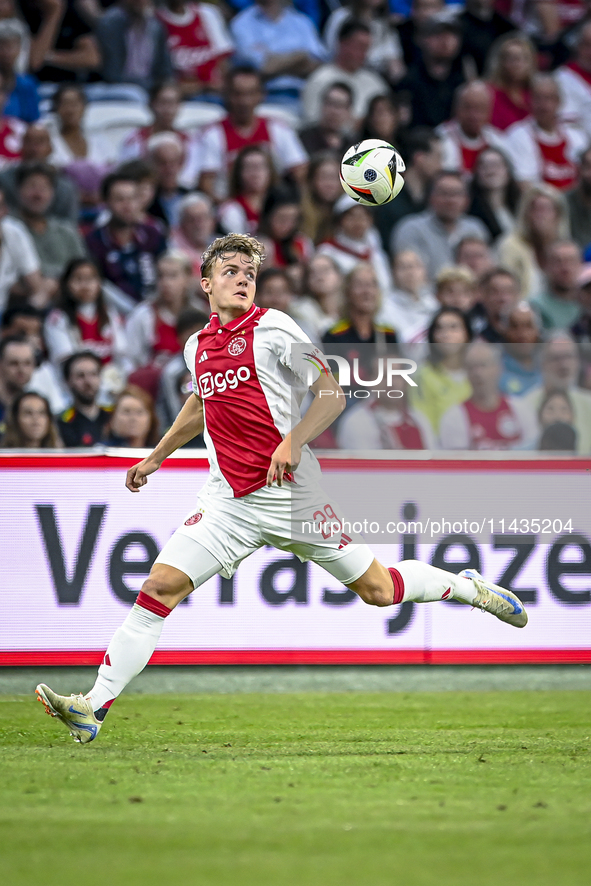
[{"xmin": 2, "ymin": 690, "xmax": 590, "ymax": 886}]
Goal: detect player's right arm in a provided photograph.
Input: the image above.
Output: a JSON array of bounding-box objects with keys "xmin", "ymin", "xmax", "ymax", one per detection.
[{"xmin": 125, "ymin": 393, "xmax": 204, "ymax": 492}]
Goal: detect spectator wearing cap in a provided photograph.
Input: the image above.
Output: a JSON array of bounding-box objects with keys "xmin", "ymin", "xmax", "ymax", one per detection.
[
  {"xmin": 299, "ymin": 82, "xmax": 356, "ymax": 157},
  {"xmin": 301, "ymin": 19, "xmax": 389, "ymax": 126},
  {"xmin": 86, "ymin": 172, "xmax": 167, "ymax": 306},
  {"xmin": 95, "ymin": 0, "xmax": 173, "ymax": 94},
  {"xmin": 458, "ymin": 0, "xmax": 514, "ymax": 76},
  {"xmin": 318, "ymin": 193, "xmax": 392, "ymax": 295},
  {"xmin": 436, "ymin": 81, "xmax": 504, "ymax": 177},
  {"xmin": 502, "ymin": 74, "xmax": 588, "ymax": 191},
  {"xmin": 57, "ymin": 351, "xmax": 112, "ymax": 448},
  {"xmin": 531, "ymin": 240, "xmax": 583, "ymax": 331},
  {"xmin": 398, "ymin": 12, "xmax": 465, "ymax": 128},
  {"xmin": 145, "ymin": 133, "xmax": 189, "ymax": 230},
  {"xmin": 198, "ymin": 67, "xmax": 308, "ymax": 201},
  {"xmin": 391, "ymin": 170, "xmax": 489, "ymax": 280},
  {"xmin": 0, "ymin": 19, "xmax": 39, "ymax": 122},
  {"xmin": 499, "ymin": 301, "xmax": 543, "ymax": 397},
  {"xmin": 0, "ymin": 123, "xmax": 78, "ymax": 223},
  {"xmin": 230, "ymin": 0, "xmax": 326, "ymax": 108},
  {"xmin": 16, "ymin": 162, "xmax": 86, "ymax": 283},
  {"xmin": 373, "ymin": 127, "xmax": 443, "ymax": 252},
  {"xmin": 566, "ymin": 146, "xmax": 591, "ymax": 253}
]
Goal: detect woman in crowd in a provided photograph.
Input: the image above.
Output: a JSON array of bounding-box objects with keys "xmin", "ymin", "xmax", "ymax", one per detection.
[
  {"xmin": 487, "ymin": 33, "xmax": 536, "ymax": 131},
  {"xmin": 468, "ymin": 147, "xmax": 521, "ymax": 242},
  {"xmin": 258, "ymin": 188, "xmax": 314, "ymax": 290},
  {"xmin": 44, "ymin": 258, "xmax": 129, "ymax": 375},
  {"xmin": 377, "ymin": 249, "xmax": 438, "ymax": 343},
  {"xmin": 218, "ymin": 145, "xmax": 275, "ymax": 235},
  {"xmin": 48, "ymin": 84, "xmax": 114, "ymax": 170},
  {"xmin": 323, "ymin": 0, "xmax": 404, "ymax": 81},
  {"xmin": 1, "ymin": 391, "xmax": 62, "ymax": 448},
  {"xmin": 497, "ymin": 183, "xmax": 570, "ymax": 299},
  {"xmin": 410, "ymin": 306, "xmax": 472, "ymax": 435},
  {"xmin": 103, "ymin": 385, "xmax": 159, "ymax": 448},
  {"xmin": 125, "ymin": 251, "xmax": 194, "ymax": 390},
  {"xmin": 300, "ymin": 152, "xmax": 342, "ymax": 245},
  {"xmin": 359, "ymin": 92, "xmax": 402, "ymax": 145},
  {"xmin": 298, "ymin": 253, "xmax": 344, "ymax": 339}
]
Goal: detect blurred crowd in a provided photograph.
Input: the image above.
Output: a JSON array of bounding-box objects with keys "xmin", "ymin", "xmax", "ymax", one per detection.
[{"xmin": 0, "ymin": 0, "xmax": 591, "ymax": 452}]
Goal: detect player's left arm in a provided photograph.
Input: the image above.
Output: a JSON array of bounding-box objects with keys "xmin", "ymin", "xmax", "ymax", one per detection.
[{"xmin": 267, "ymin": 372, "xmax": 344, "ymax": 487}]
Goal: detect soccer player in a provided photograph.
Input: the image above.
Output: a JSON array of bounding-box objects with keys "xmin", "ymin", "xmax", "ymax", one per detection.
[{"xmin": 36, "ymin": 233, "xmax": 527, "ymax": 744}]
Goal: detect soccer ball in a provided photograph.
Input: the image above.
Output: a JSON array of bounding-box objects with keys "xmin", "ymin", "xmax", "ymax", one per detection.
[{"xmin": 340, "ymin": 139, "xmax": 406, "ymax": 206}]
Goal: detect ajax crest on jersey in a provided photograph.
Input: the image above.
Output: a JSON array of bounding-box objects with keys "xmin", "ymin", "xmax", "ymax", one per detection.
[{"xmin": 340, "ymin": 139, "xmax": 406, "ymax": 206}]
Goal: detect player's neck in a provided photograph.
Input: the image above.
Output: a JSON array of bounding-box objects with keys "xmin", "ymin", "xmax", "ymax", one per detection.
[{"xmin": 214, "ymin": 304, "xmax": 252, "ymax": 327}]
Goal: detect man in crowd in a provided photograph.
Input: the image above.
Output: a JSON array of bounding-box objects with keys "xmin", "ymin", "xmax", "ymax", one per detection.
[
  {"xmin": 472, "ymin": 267, "xmax": 521, "ymax": 343},
  {"xmin": 96, "ymin": 0, "xmax": 173, "ymax": 94},
  {"xmin": 438, "ymin": 340, "xmax": 538, "ymax": 449},
  {"xmin": 198, "ymin": 66, "xmax": 308, "ymax": 200},
  {"xmin": 0, "ymin": 335, "xmax": 36, "ymax": 428},
  {"xmin": 16, "ymin": 162, "xmax": 86, "ymax": 281},
  {"xmin": 500, "ymin": 302, "xmax": 543, "ymax": 397},
  {"xmin": 230, "ymin": 0, "xmax": 325, "ymax": 108},
  {"xmin": 86, "ymin": 172, "xmax": 167, "ymax": 306},
  {"xmin": 524, "ymin": 333, "xmax": 591, "ymax": 453},
  {"xmin": 556, "ymin": 21, "xmax": 591, "ymax": 137},
  {"xmin": 458, "ymin": 0, "xmax": 514, "ymax": 75},
  {"xmin": 146, "ymin": 133, "xmax": 189, "ymax": 229},
  {"xmin": 0, "ymin": 123, "xmax": 79, "ymax": 223},
  {"xmin": 391, "ymin": 170, "xmax": 489, "ymax": 279},
  {"xmin": 58, "ymin": 351, "xmax": 112, "ymax": 448},
  {"xmin": 455, "ymin": 235, "xmax": 495, "ymax": 279},
  {"xmin": 374, "ymin": 128, "xmax": 443, "ymax": 252},
  {"xmin": 502, "ymin": 74, "xmax": 588, "ymax": 191},
  {"xmin": 532, "ymin": 240, "xmax": 583, "ymax": 331},
  {"xmin": 299, "ymin": 82, "xmax": 355, "ymax": 156},
  {"xmin": 566, "ymin": 146, "xmax": 591, "ymax": 252},
  {"xmin": 301, "ymin": 20, "xmax": 388, "ymax": 126},
  {"xmin": 399, "ymin": 14, "xmax": 465, "ymax": 128},
  {"xmin": 436, "ymin": 80, "xmax": 503, "ymax": 176}
]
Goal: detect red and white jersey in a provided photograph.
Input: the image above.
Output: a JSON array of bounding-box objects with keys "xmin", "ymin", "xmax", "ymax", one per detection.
[
  {"xmin": 501, "ymin": 117, "xmax": 587, "ymax": 189},
  {"xmin": 336, "ymin": 400, "xmax": 436, "ymax": 450},
  {"xmin": 156, "ymin": 2, "xmax": 233, "ymax": 84},
  {"xmin": 125, "ymin": 301, "xmax": 181, "ymax": 369},
  {"xmin": 556, "ymin": 62, "xmax": 591, "ymax": 137},
  {"xmin": 0, "ymin": 116, "xmax": 25, "ymax": 169},
  {"xmin": 438, "ymin": 394, "xmax": 537, "ymax": 450},
  {"xmin": 199, "ymin": 115, "xmax": 308, "ymax": 199},
  {"xmin": 184, "ymin": 304, "xmax": 325, "ymax": 498},
  {"xmin": 436, "ymin": 120, "xmax": 504, "ymax": 176}
]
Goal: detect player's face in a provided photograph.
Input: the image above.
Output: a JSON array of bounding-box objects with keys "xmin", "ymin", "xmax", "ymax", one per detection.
[{"xmin": 202, "ymin": 253, "xmax": 257, "ymax": 317}]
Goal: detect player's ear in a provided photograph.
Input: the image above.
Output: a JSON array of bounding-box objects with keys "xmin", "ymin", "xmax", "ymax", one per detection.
[{"xmin": 201, "ymin": 276, "xmax": 211, "ymax": 294}]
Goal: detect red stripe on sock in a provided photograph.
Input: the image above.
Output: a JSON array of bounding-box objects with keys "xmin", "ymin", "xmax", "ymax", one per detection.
[
  {"xmin": 102, "ymin": 698, "xmax": 115, "ymax": 709},
  {"xmin": 388, "ymin": 567, "xmax": 405, "ymax": 605},
  {"xmin": 136, "ymin": 591, "xmax": 172, "ymax": 618}
]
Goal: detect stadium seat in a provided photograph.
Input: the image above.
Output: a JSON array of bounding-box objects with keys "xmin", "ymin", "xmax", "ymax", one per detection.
[{"xmin": 176, "ymin": 102, "xmax": 226, "ymax": 132}]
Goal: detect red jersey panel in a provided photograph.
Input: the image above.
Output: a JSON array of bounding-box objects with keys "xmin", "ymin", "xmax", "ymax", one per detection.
[{"xmin": 463, "ymin": 396, "xmax": 522, "ymax": 450}]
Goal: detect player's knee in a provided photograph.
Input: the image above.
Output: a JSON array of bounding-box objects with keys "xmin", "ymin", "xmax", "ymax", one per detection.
[
  {"xmin": 141, "ymin": 577, "xmax": 178, "ymax": 604},
  {"xmin": 358, "ymin": 582, "xmax": 393, "ymax": 607}
]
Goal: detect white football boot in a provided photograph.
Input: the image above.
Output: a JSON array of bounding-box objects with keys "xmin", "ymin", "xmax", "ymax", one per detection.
[
  {"xmin": 36, "ymin": 684, "xmax": 102, "ymax": 743},
  {"xmin": 459, "ymin": 569, "xmax": 528, "ymax": 628}
]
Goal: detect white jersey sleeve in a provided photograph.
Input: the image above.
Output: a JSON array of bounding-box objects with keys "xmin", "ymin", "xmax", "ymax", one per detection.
[
  {"xmin": 184, "ymin": 329, "xmax": 202, "ymax": 396},
  {"xmin": 438, "ymin": 402, "xmax": 471, "ymax": 450},
  {"xmin": 199, "ymin": 3, "xmax": 234, "ymax": 56},
  {"xmin": 262, "ymin": 308, "xmax": 327, "ymax": 386},
  {"xmin": 267, "ymin": 119, "xmax": 308, "ymax": 172},
  {"xmin": 199, "ymin": 124, "xmax": 224, "ymax": 174}
]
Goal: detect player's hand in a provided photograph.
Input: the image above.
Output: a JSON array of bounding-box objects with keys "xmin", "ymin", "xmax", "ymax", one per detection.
[
  {"xmin": 125, "ymin": 457, "xmax": 162, "ymax": 492},
  {"xmin": 267, "ymin": 436, "xmax": 301, "ymax": 487}
]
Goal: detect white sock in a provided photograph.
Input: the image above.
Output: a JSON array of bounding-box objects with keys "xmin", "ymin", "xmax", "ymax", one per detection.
[
  {"xmin": 86, "ymin": 600, "xmax": 168, "ymax": 713},
  {"xmin": 393, "ymin": 560, "xmax": 478, "ymax": 604}
]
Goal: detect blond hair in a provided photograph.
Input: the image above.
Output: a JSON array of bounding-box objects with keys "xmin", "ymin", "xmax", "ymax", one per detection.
[
  {"xmin": 200, "ymin": 233, "xmax": 266, "ymax": 279},
  {"xmin": 435, "ymin": 265, "xmax": 476, "ymax": 292},
  {"xmin": 486, "ymin": 33, "xmax": 537, "ymax": 89}
]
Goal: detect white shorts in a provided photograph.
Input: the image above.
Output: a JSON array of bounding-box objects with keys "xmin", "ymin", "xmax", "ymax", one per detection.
[{"xmin": 154, "ymin": 481, "xmax": 374, "ymax": 587}]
